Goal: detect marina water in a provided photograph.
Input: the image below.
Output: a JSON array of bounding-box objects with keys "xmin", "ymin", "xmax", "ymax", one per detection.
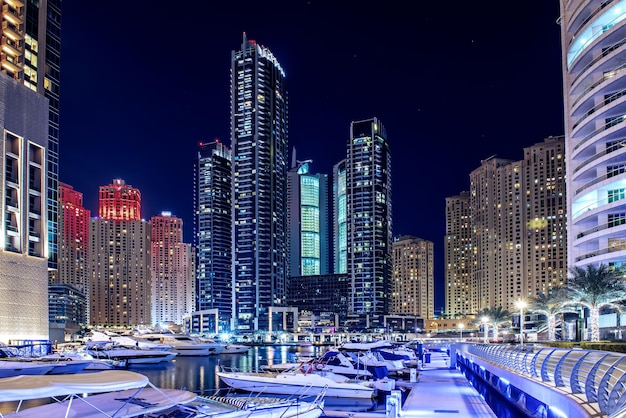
[{"xmin": 131, "ymin": 344, "xmax": 379, "ymax": 412}]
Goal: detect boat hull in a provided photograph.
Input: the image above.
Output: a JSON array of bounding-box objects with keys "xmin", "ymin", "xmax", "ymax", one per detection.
[{"xmin": 217, "ymin": 371, "xmax": 374, "ymax": 399}]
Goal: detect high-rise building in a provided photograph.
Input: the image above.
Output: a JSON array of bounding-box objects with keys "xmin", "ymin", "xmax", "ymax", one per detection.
[
  {"xmin": 287, "ymin": 155, "xmax": 329, "ymax": 277},
  {"xmin": 444, "ymin": 191, "xmax": 471, "ymax": 318},
  {"xmin": 0, "ymin": 73, "xmax": 49, "ymax": 341},
  {"xmin": 346, "ymin": 117, "xmax": 393, "ymax": 322},
  {"xmin": 55, "ymin": 183, "xmax": 90, "ymax": 296},
  {"xmin": 462, "ymin": 137, "xmax": 567, "ymax": 313},
  {"xmin": 195, "ymin": 140, "xmax": 232, "ymax": 331},
  {"xmin": 98, "ymin": 179, "xmax": 141, "ymax": 221},
  {"xmin": 230, "ymin": 34, "xmax": 288, "ymax": 332},
  {"xmin": 151, "ymin": 212, "xmax": 193, "ymax": 326},
  {"xmin": 391, "ymin": 236, "xmax": 434, "ymax": 320},
  {"xmin": 333, "ymin": 160, "xmax": 347, "ymax": 274},
  {"xmin": 89, "ymin": 179, "xmax": 151, "ymax": 327},
  {"xmin": 51, "ymin": 182, "xmax": 90, "ymax": 335},
  {"xmin": 559, "ymin": 1, "xmax": 626, "ymax": 272},
  {"xmin": 0, "ymin": 0, "xmax": 63, "ymax": 271}
]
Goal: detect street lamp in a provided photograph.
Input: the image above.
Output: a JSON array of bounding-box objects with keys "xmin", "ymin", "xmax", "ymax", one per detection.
[
  {"xmin": 481, "ymin": 316, "xmax": 490, "ymax": 343},
  {"xmin": 459, "ymin": 323, "xmax": 465, "ymax": 341},
  {"xmin": 516, "ymin": 299, "xmax": 528, "ymax": 346}
]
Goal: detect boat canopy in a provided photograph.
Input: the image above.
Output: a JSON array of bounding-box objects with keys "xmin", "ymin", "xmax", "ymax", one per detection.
[{"xmin": 0, "ymin": 370, "xmax": 149, "ymax": 402}]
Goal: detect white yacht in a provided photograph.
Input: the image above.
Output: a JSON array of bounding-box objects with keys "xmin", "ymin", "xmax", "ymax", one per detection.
[{"xmin": 135, "ymin": 333, "xmax": 224, "ymax": 356}]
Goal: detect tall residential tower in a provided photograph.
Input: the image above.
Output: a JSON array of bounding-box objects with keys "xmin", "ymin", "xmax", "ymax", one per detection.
[
  {"xmin": 230, "ymin": 34, "xmax": 288, "ymax": 332},
  {"xmin": 195, "ymin": 140, "xmax": 232, "ymax": 331},
  {"xmin": 559, "ymin": 1, "xmax": 626, "ymax": 272},
  {"xmin": 458, "ymin": 137, "xmax": 567, "ymax": 314},
  {"xmin": 90, "ymin": 179, "xmax": 151, "ymax": 327},
  {"xmin": 151, "ymin": 212, "xmax": 193, "ymax": 326},
  {"xmin": 391, "ymin": 236, "xmax": 434, "ymax": 320},
  {"xmin": 346, "ymin": 118, "xmax": 393, "ymax": 322}
]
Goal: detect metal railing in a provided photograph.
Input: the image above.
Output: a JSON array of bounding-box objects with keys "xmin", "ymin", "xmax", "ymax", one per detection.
[{"xmin": 465, "ymin": 344, "xmax": 626, "ymax": 417}]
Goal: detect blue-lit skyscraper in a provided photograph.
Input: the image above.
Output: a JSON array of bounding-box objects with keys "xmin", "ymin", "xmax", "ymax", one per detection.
[
  {"xmin": 346, "ymin": 118, "xmax": 393, "ymax": 320},
  {"xmin": 195, "ymin": 140, "xmax": 232, "ymax": 331},
  {"xmin": 333, "ymin": 160, "xmax": 347, "ymax": 274},
  {"xmin": 231, "ymin": 34, "xmax": 288, "ymax": 332},
  {"xmin": 287, "ymin": 156, "xmax": 329, "ymax": 277}
]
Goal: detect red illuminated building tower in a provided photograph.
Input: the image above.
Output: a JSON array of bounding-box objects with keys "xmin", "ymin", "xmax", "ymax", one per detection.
[
  {"xmin": 55, "ymin": 182, "xmax": 91, "ymax": 296},
  {"xmin": 151, "ymin": 212, "xmax": 194, "ymax": 326},
  {"xmin": 98, "ymin": 178, "xmax": 141, "ymax": 221},
  {"xmin": 90, "ymin": 179, "xmax": 151, "ymax": 327}
]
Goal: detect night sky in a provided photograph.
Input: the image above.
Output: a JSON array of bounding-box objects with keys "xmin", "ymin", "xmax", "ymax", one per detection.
[{"xmin": 59, "ymin": 1, "xmax": 565, "ymax": 312}]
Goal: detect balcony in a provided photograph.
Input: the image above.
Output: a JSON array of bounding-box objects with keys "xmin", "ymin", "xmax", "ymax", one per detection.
[{"xmin": 2, "ymin": 8, "xmax": 21, "ymax": 29}]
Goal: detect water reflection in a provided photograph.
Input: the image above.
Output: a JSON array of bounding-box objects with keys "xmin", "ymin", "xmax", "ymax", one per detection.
[
  {"xmin": 132, "ymin": 346, "xmax": 327, "ymax": 394},
  {"xmin": 131, "ymin": 345, "xmax": 377, "ymax": 410}
]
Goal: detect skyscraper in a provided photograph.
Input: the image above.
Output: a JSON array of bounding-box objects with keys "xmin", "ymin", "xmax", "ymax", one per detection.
[
  {"xmin": 0, "ymin": 73, "xmax": 49, "ymax": 342},
  {"xmin": 346, "ymin": 118, "xmax": 393, "ymax": 322},
  {"xmin": 195, "ymin": 140, "xmax": 232, "ymax": 331},
  {"xmin": 391, "ymin": 236, "xmax": 434, "ymax": 320},
  {"xmin": 90, "ymin": 179, "xmax": 151, "ymax": 327},
  {"xmin": 231, "ymin": 34, "xmax": 288, "ymax": 332},
  {"xmin": 287, "ymin": 156, "xmax": 329, "ymax": 277},
  {"xmin": 464, "ymin": 137, "xmax": 567, "ymax": 313},
  {"xmin": 0, "ymin": 0, "xmax": 63, "ymax": 271},
  {"xmin": 559, "ymin": 1, "xmax": 626, "ymax": 272},
  {"xmin": 151, "ymin": 212, "xmax": 193, "ymax": 326},
  {"xmin": 56, "ymin": 183, "xmax": 90, "ymax": 296},
  {"xmin": 333, "ymin": 160, "xmax": 347, "ymax": 274},
  {"xmin": 444, "ymin": 191, "xmax": 471, "ymax": 318}
]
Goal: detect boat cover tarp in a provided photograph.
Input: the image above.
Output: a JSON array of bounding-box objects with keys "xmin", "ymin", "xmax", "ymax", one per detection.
[{"xmin": 0, "ymin": 370, "xmax": 149, "ymax": 402}]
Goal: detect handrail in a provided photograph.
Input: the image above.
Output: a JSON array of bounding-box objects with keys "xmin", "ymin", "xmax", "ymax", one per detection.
[
  {"xmin": 571, "ymin": 63, "xmax": 626, "ymax": 110},
  {"xmin": 570, "ymin": 33, "xmax": 626, "ymax": 90},
  {"xmin": 576, "ymin": 217, "xmax": 626, "ymax": 239},
  {"xmin": 568, "ymin": 0, "xmax": 616, "ymax": 48},
  {"xmin": 571, "ymin": 115, "xmax": 624, "ymax": 155},
  {"xmin": 571, "ymin": 194, "xmax": 626, "ymax": 219},
  {"xmin": 573, "ymin": 141, "xmax": 625, "ymax": 174},
  {"xmin": 465, "ymin": 344, "xmax": 626, "ymax": 417},
  {"xmin": 571, "ymin": 88, "xmax": 626, "ymax": 131}
]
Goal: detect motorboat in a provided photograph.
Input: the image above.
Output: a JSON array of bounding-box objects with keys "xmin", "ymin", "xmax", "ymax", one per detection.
[
  {"xmin": 378, "ymin": 343, "xmax": 419, "ymax": 367},
  {"xmin": 87, "ymin": 330, "xmax": 173, "ymax": 351},
  {"xmin": 216, "ymin": 365, "xmax": 376, "ymax": 399},
  {"xmin": 0, "ymin": 345, "xmax": 94, "ymax": 376},
  {"xmin": 338, "ymin": 340, "xmax": 407, "ymax": 375},
  {"xmin": 220, "ymin": 344, "xmax": 250, "ymax": 354},
  {"xmin": 0, "ymin": 360, "xmax": 56, "ymax": 378},
  {"xmin": 197, "ymin": 337, "xmax": 250, "ymax": 354},
  {"xmin": 0, "ymin": 370, "xmax": 326, "ymax": 418},
  {"xmin": 262, "ymin": 350, "xmax": 373, "ymax": 379},
  {"xmin": 85, "ymin": 341, "xmax": 178, "ymax": 365},
  {"xmin": 136, "ymin": 332, "xmax": 224, "ymax": 356}
]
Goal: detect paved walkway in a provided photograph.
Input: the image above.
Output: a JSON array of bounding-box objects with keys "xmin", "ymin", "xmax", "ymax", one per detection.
[{"xmin": 398, "ymin": 350, "xmax": 496, "ymax": 417}]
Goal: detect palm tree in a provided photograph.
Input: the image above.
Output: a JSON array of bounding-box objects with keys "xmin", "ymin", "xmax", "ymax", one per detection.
[
  {"xmin": 565, "ymin": 264, "xmax": 626, "ymax": 342},
  {"xmin": 477, "ymin": 306, "xmax": 511, "ymax": 341},
  {"xmin": 529, "ymin": 287, "xmax": 576, "ymax": 341}
]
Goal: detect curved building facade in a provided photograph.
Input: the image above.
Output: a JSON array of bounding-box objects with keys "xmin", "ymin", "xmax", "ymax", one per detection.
[{"xmin": 559, "ymin": 0, "xmax": 626, "ymax": 271}]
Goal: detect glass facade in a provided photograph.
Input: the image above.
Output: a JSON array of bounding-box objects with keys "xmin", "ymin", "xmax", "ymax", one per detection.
[{"xmin": 195, "ymin": 140, "xmax": 232, "ymax": 331}]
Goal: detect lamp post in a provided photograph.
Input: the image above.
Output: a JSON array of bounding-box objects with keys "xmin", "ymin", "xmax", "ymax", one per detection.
[
  {"xmin": 516, "ymin": 299, "xmax": 528, "ymax": 346},
  {"xmin": 481, "ymin": 316, "xmax": 490, "ymax": 343},
  {"xmin": 459, "ymin": 323, "xmax": 464, "ymax": 341}
]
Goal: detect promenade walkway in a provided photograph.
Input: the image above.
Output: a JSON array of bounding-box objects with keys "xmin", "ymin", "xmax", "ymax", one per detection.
[{"xmin": 399, "ymin": 350, "xmax": 496, "ymax": 417}]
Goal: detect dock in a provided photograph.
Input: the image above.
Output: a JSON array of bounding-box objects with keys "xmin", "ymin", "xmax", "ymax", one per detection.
[{"xmin": 323, "ymin": 350, "xmax": 496, "ymax": 417}]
